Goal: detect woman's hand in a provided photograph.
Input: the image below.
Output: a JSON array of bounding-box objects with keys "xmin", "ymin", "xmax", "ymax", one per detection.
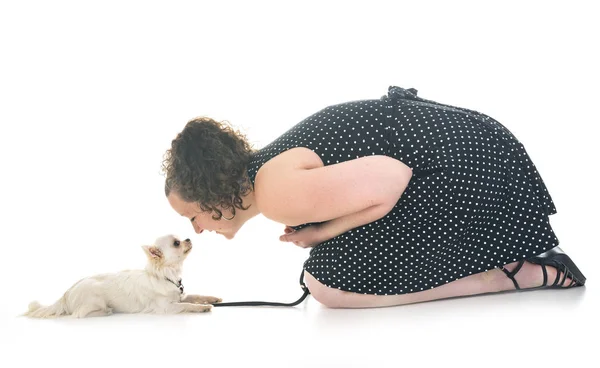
[{"xmin": 279, "ymin": 225, "xmax": 329, "ymax": 248}]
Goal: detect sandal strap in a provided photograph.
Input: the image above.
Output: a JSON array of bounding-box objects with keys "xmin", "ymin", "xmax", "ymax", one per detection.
[
  {"xmin": 540, "ymin": 262, "xmax": 548, "ymax": 287},
  {"xmin": 500, "ymin": 259, "xmax": 526, "ymax": 290},
  {"xmin": 568, "ymin": 274, "xmax": 577, "ymax": 287},
  {"xmin": 558, "ymin": 266, "xmax": 571, "ymax": 287},
  {"xmin": 551, "ymin": 264, "xmax": 561, "ymax": 286}
]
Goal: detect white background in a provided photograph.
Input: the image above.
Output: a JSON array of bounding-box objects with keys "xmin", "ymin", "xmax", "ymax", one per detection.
[{"xmin": 0, "ymin": 1, "xmax": 598, "ymax": 367}]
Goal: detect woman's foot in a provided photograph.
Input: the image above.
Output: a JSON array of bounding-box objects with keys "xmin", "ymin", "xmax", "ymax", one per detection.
[{"xmin": 500, "ymin": 260, "xmax": 576, "ymax": 290}]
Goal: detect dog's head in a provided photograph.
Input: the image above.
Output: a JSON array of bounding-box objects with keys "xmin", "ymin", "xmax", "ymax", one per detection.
[{"xmin": 142, "ymin": 234, "xmax": 192, "ymax": 267}]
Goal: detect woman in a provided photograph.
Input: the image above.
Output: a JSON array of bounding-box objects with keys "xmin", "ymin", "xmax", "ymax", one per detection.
[{"xmin": 162, "ymin": 86, "xmax": 586, "ymax": 308}]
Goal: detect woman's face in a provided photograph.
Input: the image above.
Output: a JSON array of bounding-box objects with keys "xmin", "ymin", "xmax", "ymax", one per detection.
[{"xmin": 167, "ymin": 192, "xmax": 237, "ymax": 239}]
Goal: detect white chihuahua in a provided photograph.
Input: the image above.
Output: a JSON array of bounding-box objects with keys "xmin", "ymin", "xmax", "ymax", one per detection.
[{"xmin": 24, "ymin": 234, "xmax": 221, "ymax": 318}]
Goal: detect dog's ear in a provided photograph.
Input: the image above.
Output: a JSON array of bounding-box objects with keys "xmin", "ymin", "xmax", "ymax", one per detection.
[{"xmin": 142, "ymin": 245, "xmax": 163, "ymax": 260}]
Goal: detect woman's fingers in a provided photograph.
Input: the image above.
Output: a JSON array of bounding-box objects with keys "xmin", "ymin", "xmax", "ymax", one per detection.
[{"xmin": 280, "ymin": 226, "xmax": 295, "ymax": 240}]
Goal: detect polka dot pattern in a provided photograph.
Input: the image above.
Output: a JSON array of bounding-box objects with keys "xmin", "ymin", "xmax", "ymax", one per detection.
[{"xmin": 247, "ymin": 86, "xmax": 559, "ymax": 295}]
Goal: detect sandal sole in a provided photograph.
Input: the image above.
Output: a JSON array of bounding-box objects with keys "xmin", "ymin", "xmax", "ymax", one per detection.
[{"xmin": 527, "ymin": 246, "xmax": 586, "ymax": 287}]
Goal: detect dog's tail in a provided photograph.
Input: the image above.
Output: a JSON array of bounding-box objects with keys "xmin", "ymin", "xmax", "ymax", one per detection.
[{"xmin": 24, "ymin": 298, "xmax": 68, "ymax": 318}]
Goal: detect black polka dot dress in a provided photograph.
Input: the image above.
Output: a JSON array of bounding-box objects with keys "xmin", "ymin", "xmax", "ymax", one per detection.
[{"xmin": 246, "ymin": 86, "xmax": 559, "ymax": 295}]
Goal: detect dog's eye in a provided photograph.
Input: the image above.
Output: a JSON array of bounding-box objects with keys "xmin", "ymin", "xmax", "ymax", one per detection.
[{"xmin": 173, "ymin": 240, "xmax": 180, "ymax": 247}]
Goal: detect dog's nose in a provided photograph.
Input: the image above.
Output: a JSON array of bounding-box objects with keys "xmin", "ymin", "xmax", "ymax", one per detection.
[{"xmin": 185, "ymin": 238, "xmax": 190, "ymax": 242}]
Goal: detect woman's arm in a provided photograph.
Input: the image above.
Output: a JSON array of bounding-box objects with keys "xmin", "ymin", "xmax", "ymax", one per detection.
[
  {"xmin": 279, "ymin": 202, "xmax": 395, "ymax": 248},
  {"xmin": 254, "ymin": 147, "xmax": 412, "ymax": 230},
  {"xmin": 318, "ymin": 201, "xmax": 394, "ymax": 239}
]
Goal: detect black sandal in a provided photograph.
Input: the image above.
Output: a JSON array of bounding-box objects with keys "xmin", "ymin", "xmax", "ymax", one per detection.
[{"xmin": 500, "ymin": 246, "xmax": 586, "ymax": 290}]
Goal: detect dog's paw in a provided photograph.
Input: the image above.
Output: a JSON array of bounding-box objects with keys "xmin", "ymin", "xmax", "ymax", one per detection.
[
  {"xmin": 207, "ymin": 296, "xmax": 222, "ymax": 304},
  {"xmin": 195, "ymin": 304, "xmax": 212, "ymax": 313},
  {"xmin": 184, "ymin": 295, "xmax": 222, "ymax": 305}
]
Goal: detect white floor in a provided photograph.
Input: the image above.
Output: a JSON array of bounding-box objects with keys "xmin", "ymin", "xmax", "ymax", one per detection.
[{"xmin": 1, "ymin": 254, "xmax": 597, "ymax": 368}]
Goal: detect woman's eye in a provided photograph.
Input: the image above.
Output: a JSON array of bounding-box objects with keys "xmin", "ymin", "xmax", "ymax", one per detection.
[{"xmin": 190, "ymin": 217, "xmax": 196, "ymax": 223}]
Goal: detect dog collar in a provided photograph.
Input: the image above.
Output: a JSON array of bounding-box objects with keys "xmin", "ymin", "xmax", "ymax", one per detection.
[{"xmin": 165, "ymin": 277, "xmax": 184, "ymax": 294}]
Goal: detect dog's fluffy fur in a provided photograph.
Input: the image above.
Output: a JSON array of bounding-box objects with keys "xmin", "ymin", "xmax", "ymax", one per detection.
[{"xmin": 24, "ymin": 234, "xmax": 221, "ymax": 318}]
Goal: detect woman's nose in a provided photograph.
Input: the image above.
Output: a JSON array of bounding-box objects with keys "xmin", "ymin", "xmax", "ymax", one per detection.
[{"xmin": 193, "ymin": 222, "xmax": 202, "ymax": 234}]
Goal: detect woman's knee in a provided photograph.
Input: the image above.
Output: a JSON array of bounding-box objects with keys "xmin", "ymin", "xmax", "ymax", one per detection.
[{"xmin": 304, "ymin": 271, "xmax": 355, "ymax": 308}]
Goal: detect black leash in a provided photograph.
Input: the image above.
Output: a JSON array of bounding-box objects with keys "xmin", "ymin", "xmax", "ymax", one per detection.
[{"xmin": 212, "ymin": 269, "xmax": 310, "ymax": 307}]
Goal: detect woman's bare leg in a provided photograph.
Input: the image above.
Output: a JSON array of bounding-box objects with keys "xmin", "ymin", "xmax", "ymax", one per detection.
[{"xmin": 304, "ymin": 260, "xmax": 576, "ymax": 308}]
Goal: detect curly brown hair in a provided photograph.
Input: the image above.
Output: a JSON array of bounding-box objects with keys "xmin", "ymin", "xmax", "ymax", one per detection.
[{"xmin": 162, "ymin": 117, "xmax": 256, "ymax": 220}]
